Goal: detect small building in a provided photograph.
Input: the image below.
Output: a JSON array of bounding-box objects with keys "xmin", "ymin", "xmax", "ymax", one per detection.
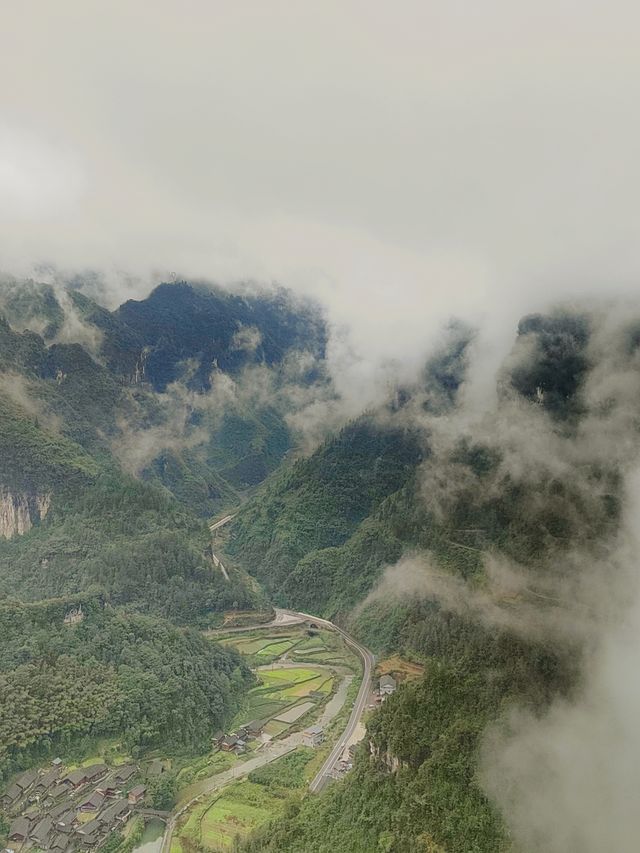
[
  {"xmin": 1, "ymin": 785, "xmax": 23, "ymax": 809},
  {"xmin": 96, "ymin": 777, "xmax": 118, "ymax": 798},
  {"xmin": 84, "ymin": 764, "xmax": 108, "ymax": 783},
  {"xmin": 52, "ymin": 758, "xmax": 63, "ymax": 768},
  {"xmin": 302, "ymin": 725, "xmax": 325, "ymax": 748},
  {"xmin": 8, "ymin": 818, "xmax": 31, "ymax": 843},
  {"xmin": 78, "ymin": 791, "xmax": 105, "ymax": 813},
  {"xmin": 59, "ymin": 769, "xmax": 88, "ymax": 791},
  {"xmin": 50, "ymin": 833, "xmax": 71, "ymax": 853},
  {"xmin": 220, "ymin": 735, "xmax": 240, "ymax": 752},
  {"xmin": 15, "ymin": 770, "xmax": 38, "ymax": 792},
  {"xmin": 33, "ymin": 768, "xmax": 61, "ymax": 797},
  {"xmin": 49, "ymin": 803, "xmax": 73, "ymax": 822},
  {"xmin": 99, "ymin": 799, "xmax": 131, "ymax": 825},
  {"xmin": 77, "ymin": 818, "xmax": 102, "ymax": 846},
  {"xmin": 54, "ymin": 810, "xmax": 76, "ymax": 834},
  {"xmin": 127, "ymin": 786, "xmax": 146, "ymax": 806},
  {"xmin": 30, "ymin": 815, "xmax": 54, "ymax": 847},
  {"xmin": 113, "ymin": 765, "xmax": 137, "ymax": 786},
  {"xmin": 244, "ymin": 720, "xmax": 264, "ymax": 738},
  {"xmin": 379, "ymin": 675, "xmax": 397, "ymax": 696}
]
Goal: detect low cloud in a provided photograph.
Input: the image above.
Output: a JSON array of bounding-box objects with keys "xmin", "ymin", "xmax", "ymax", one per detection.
[{"xmin": 480, "ymin": 469, "xmax": 640, "ymax": 853}]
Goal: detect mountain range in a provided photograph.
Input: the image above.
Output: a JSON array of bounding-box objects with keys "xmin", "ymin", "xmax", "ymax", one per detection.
[{"xmin": 0, "ymin": 276, "xmax": 635, "ymax": 851}]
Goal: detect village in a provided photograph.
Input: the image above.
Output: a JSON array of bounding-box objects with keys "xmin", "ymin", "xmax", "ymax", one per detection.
[
  {"xmin": 1, "ymin": 620, "xmax": 412, "ymax": 853},
  {"xmin": 1, "ymin": 759, "xmax": 160, "ymax": 853}
]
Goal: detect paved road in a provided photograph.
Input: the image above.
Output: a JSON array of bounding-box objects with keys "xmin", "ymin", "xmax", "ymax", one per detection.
[
  {"xmin": 206, "ymin": 607, "xmax": 305, "ymax": 635},
  {"xmin": 160, "ymin": 608, "xmax": 373, "ymax": 853},
  {"xmin": 295, "ymin": 611, "xmax": 375, "ymax": 793},
  {"xmin": 209, "ymin": 514, "xmax": 235, "ymax": 532},
  {"xmin": 207, "ymin": 514, "xmax": 235, "ymax": 581}
]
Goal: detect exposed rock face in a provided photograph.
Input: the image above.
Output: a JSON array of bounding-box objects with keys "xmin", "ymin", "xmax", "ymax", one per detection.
[
  {"xmin": 369, "ymin": 739, "xmax": 404, "ymax": 773},
  {"xmin": 0, "ymin": 489, "xmax": 51, "ymax": 539}
]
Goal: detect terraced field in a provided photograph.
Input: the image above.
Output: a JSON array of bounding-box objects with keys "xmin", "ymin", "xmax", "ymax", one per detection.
[
  {"xmin": 174, "ymin": 752, "xmax": 315, "ymax": 850},
  {"xmin": 235, "ymin": 666, "xmax": 333, "ymax": 733}
]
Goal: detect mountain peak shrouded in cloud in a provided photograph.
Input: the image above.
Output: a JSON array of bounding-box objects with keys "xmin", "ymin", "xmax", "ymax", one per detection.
[
  {"xmin": 3, "ymin": 2, "xmax": 640, "ymax": 413},
  {"xmin": 3, "ymin": 3, "xmax": 640, "ymax": 850}
]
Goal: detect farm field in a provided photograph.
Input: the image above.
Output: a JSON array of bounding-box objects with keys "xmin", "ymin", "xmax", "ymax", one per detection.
[
  {"xmin": 174, "ymin": 751, "xmax": 314, "ymax": 850},
  {"xmin": 375, "ymin": 654, "xmax": 425, "ymax": 683},
  {"xmin": 177, "ymin": 782, "xmax": 283, "ymax": 850},
  {"xmin": 218, "ymin": 626, "xmax": 352, "ymax": 667},
  {"xmin": 233, "ymin": 666, "xmax": 333, "ymax": 733}
]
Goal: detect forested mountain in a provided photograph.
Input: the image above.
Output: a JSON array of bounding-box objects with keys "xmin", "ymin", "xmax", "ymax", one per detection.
[
  {"xmin": 0, "ymin": 596, "xmax": 252, "ymax": 785},
  {"xmin": 0, "ymin": 276, "xmax": 324, "ymax": 780},
  {"xmin": 231, "ymin": 309, "xmax": 635, "ymax": 851},
  {"xmin": 0, "ymin": 276, "xmax": 329, "ymax": 515},
  {"xmin": 1, "ymin": 276, "xmax": 636, "ymax": 852}
]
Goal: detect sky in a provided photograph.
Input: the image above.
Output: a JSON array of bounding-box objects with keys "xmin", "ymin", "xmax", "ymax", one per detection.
[{"xmin": 2, "ymin": 1, "xmax": 640, "ymax": 401}]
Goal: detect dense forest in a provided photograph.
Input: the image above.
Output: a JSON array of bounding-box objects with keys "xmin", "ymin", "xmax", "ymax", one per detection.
[
  {"xmin": 0, "ymin": 277, "xmax": 329, "ymax": 515},
  {"xmin": 231, "ymin": 310, "xmax": 629, "ymax": 851},
  {"xmin": 0, "ymin": 597, "xmax": 253, "ymax": 785},
  {"xmin": 0, "ymin": 279, "xmax": 633, "ymax": 851}
]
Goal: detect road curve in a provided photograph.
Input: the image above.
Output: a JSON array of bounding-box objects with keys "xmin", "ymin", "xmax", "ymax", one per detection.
[
  {"xmin": 293, "ymin": 611, "xmax": 375, "ymax": 793},
  {"xmin": 208, "ymin": 514, "xmax": 235, "ymax": 581},
  {"xmin": 160, "ymin": 608, "xmax": 373, "ymax": 853}
]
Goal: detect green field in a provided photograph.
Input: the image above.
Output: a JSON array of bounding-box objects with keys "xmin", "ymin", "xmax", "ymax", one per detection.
[
  {"xmin": 175, "ymin": 751, "xmax": 315, "ymax": 850},
  {"xmin": 233, "ymin": 666, "xmax": 333, "ymax": 733},
  {"xmin": 219, "ymin": 632, "xmax": 302, "ymax": 662},
  {"xmin": 178, "ymin": 782, "xmax": 284, "ymax": 850}
]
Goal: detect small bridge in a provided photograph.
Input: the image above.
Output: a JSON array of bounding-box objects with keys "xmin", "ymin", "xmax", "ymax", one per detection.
[{"xmin": 135, "ymin": 808, "xmax": 171, "ymax": 821}]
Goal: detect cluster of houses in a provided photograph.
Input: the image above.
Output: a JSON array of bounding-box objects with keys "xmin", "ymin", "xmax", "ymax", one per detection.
[
  {"xmin": 2, "ymin": 761, "xmax": 147, "ymax": 853},
  {"xmin": 215, "ymin": 719, "xmax": 265, "ymax": 754},
  {"xmin": 215, "ymin": 718, "xmax": 326, "ymax": 754}
]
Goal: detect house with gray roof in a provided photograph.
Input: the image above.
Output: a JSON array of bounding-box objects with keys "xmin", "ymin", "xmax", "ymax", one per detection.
[
  {"xmin": 379, "ymin": 674, "xmax": 397, "ymax": 695},
  {"xmin": 77, "ymin": 818, "xmax": 102, "ymax": 846},
  {"xmin": 15, "ymin": 770, "xmax": 38, "ymax": 792},
  {"xmin": 78, "ymin": 791, "xmax": 105, "ymax": 813},
  {"xmin": 302, "ymin": 725, "xmax": 325, "ymax": 747},
  {"xmin": 1, "ymin": 784, "xmax": 22, "ymax": 809},
  {"xmin": 8, "ymin": 818, "xmax": 31, "ymax": 843},
  {"xmin": 30, "ymin": 815, "xmax": 54, "ymax": 847},
  {"xmin": 99, "ymin": 799, "xmax": 131, "ymax": 825}
]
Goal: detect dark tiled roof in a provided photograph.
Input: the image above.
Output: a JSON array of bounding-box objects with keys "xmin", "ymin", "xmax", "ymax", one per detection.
[
  {"xmin": 99, "ymin": 799, "xmax": 130, "ymax": 824},
  {"xmin": 78, "ymin": 818, "xmax": 102, "ymax": 836},
  {"xmin": 16, "ymin": 769, "xmax": 38, "ymax": 791},
  {"xmin": 113, "ymin": 765, "xmax": 137, "ymax": 784},
  {"xmin": 51, "ymin": 832, "xmax": 71, "ymax": 852},
  {"xmin": 35, "ymin": 768, "xmax": 60, "ymax": 790},
  {"xmin": 9, "ymin": 817, "xmax": 31, "ymax": 839},
  {"xmin": 50, "ymin": 802, "xmax": 76, "ymax": 821},
  {"xmin": 84, "ymin": 764, "xmax": 108, "ymax": 780},
  {"xmin": 128, "ymin": 785, "xmax": 146, "ymax": 798},
  {"xmin": 63, "ymin": 769, "xmax": 88, "ymax": 787},
  {"xmin": 80, "ymin": 791, "xmax": 105, "ymax": 811},
  {"xmin": 55, "ymin": 810, "xmax": 77, "ymax": 831},
  {"xmin": 31, "ymin": 815, "xmax": 54, "ymax": 842},
  {"xmin": 2, "ymin": 784, "xmax": 22, "ymax": 803}
]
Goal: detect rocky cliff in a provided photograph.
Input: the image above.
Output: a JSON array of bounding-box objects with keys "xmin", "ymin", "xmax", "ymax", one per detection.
[{"xmin": 0, "ymin": 489, "xmax": 50, "ymax": 538}]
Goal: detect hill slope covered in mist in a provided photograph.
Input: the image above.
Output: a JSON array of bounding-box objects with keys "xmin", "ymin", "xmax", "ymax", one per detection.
[
  {"xmin": 231, "ymin": 308, "xmax": 638, "ymax": 851},
  {"xmin": 2, "ymin": 276, "xmax": 639, "ymax": 851},
  {"xmin": 0, "ymin": 276, "xmax": 328, "ymax": 781}
]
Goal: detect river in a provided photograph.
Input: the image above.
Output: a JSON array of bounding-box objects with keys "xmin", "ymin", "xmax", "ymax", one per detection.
[{"xmin": 132, "ymin": 818, "xmax": 165, "ymax": 853}]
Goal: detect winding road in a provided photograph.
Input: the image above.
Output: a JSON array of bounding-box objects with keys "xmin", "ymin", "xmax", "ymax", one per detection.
[
  {"xmin": 159, "ymin": 607, "xmax": 374, "ymax": 853},
  {"xmin": 296, "ymin": 611, "xmax": 375, "ymax": 793},
  {"xmin": 208, "ymin": 515, "xmax": 235, "ymax": 581}
]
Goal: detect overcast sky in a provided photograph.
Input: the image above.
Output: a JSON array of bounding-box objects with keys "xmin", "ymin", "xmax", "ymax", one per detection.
[{"xmin": 2, "ymin": 1, "xmax": 640, "ymax": 401}]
